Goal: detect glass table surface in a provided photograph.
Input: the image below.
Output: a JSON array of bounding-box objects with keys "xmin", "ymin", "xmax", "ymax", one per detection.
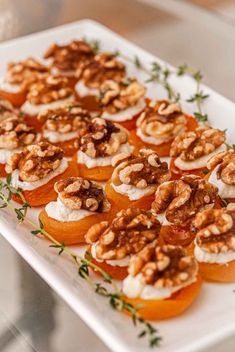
[{"xmin": 0, "ymin": 1, "xmax": 234, "ymax": 351}]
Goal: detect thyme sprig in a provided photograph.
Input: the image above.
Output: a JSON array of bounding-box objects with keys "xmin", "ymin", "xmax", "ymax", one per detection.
[{"xmin": 0, "ymin": 178, "xmax": 161, "ymax": 348}]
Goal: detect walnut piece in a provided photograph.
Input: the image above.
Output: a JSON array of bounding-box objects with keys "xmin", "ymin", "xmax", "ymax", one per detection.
[
  {"xmin": 38, "ymin": 102, "xmax": 91, "ymax": 134},
  {"xmin": 0, "ymin": 98, "xmax": 18, "ymax": 121},
  {"xmin": 170, "ymin": 126, "xmax": 225, "ymax": 161},
  {"xmin": 79, "ymin": 53, "xmax": 126, "ymax": 88},
  {"xmin": 128, "ymin": 243, "xmax": 198, "ymax": 288},
  {"xmin": 207, "ymin": 149, "xmax": 235, "ymax": 186},
  {"xmin": 112, "ymin": 148, "xmax": 171, "ymax": 189},
  {"xmin": 6, "ymin": 58, "xmax": 49, "ymax": 91},
  {"xmin": 54, "ymin": 177, "xmax": 110, "ymax": 212},
  {"xmin": 152, "ymin": 175, "xmax": 218, "ymax": 224},
  {"xmin": 0, "ymin": 117, "xmax": 37, "ymax": 150},
  {"xmin": 77, "ymin": 117, "xmax": 128, "ymax": 158},
  {"xmin": 26, "ymin": 75, "xmax": 73, "ymax": 105},
  {"xmin": 6, "ymin": 142, "xmax": 64, "ymax": 181},
  {"xmin": 194, "ymin": 208, "xmax": 235, "ymax": 254},
  {"xmin": 137, "ymin": 100, "xmax": 187, "ymax": 140},
  {"xmin": 99, "ymin": 78, "xmax": 146, "ymax": 114},
  {"xmin": 85, "ymin": 208, "xmax": 161, "ymax": 260},
  {"xmin": 44, "ymin": 40, "xmax": 95, "ymax": 73}
]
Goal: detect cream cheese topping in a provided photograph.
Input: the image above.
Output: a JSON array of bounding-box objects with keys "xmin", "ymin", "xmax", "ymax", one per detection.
[
  {"xmin": 11, "ymin": 158, "xmax": 68, "ymax": 191},
  {"xmin": 91, "ymin": 242, "xmax": 129, "ymax": 267},
  {"xmin": 45, "ymin": 197, "xmax": 94, "ymax": 222},
  {"xmin": 0, "ymin": 77, "xmax": 21, "ymax": 93},
  {"xmin": 123, "ymin": 273, "xmax": 196, "ymax": 300},
  {"xmin": 77, "ymin": 143, "xmax": 134, "ymax": 168},
  {"xmin": 111, "ymin": 182, "xmax": 155, "ymax": 201},
  {"xmin": 43, "ymin": 130, "xmax": 77, "ymax": 143},
  {"xmin": 174, "ymin": 143, "xmax": 227, "ymax": 171},
  {"xmin": 0, "ymin": 148, "xmax": 21, "ymax": 164},
  {"xmin": 194, "ymin": 241, "xmax": 235, "ymax": 264},
  {"xmin": 136, "ymin": 127, "xmax": 172, "ymax": 145},
  {"xmin": 75, "ymin": 80, "xmax": 99, "ymax": 97},
  {"xmin": 208, "ymin": 165, "xmax": 235, "ymax": 199},
  {"xmin": 102, "ymin": 98, "xmax": 146, "ymax": 122},
  {"xmin": 21, "ymin": 95, "xmax": 75, "ymax": 116}
]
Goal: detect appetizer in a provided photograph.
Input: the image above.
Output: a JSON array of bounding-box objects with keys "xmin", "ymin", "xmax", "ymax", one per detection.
[
  {"xmin": 98, "ymin": 78, "xmax": 146, "ymax": 130},
  {"xmin": 75, "ymin": 53, "xmax": 126, "ymax": 111},
  {"xmin": 40, "ymin": 177, "xmax": 111, "ymax": 245},
  {"xmin": 44, "ymin": 40, "xmax": 95, "ymax": 86},
  {"xmin": 21, "ymin": 75, "xmax": 75, "ymax": 130},
  {"xmin": 85, "ymin": 208, "xmax": 161, "ymax": 280},
  {"xmin": 38, "ymin": 102, "xmax": 91, "ymax": 156},
  {"xmin": 76, "ymin": 117, "xmax": 133, "ymax": 181},
  {"xmin": 0, "ymin": 58, "xmax": 48, "ymax": 107},
  {"xmin": 0, "ymin": 117, "xmax": 38, "ymax": 176},
  {"xmin": 105, "ymin": 148, "xmax": 171, "ymax": 210},
  {"xmin": 130, "ymin": 100, "xmax": 198, "ymax": 156},
  {"xmin": 6, "ymin": 141, "xmax": 78, "ymax": 207},
  {"xmin": 207, "ymin": 149, "xmax": 235, "ymax": 202},
  {"xmin": 170, "ymin": 126, "xmax": 227, "ymax": 178},
  {"xmin": 151, "ymin": 175, "xmax": 219, "ymax": 247},
  {"xmin": 122, "ymin": 243, "xmax": 202, "ymax": 320},
  {"xmin": 194, "ymin": 207, "xmax": 235, "ymax": 282}
]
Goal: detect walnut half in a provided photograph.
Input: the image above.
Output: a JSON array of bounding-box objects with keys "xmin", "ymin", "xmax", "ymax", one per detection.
[
  {"xmin": 207, "ymin": 149, "xmax": 235, "ymax": 186},
  {"xmin": 55, "ymin": 177, "xmax": 110, "ymax": 212},
  {"xmin": 111, "ymin": 148, "xmax": 171, "ymax": 189},
  {"xmin": 170, "ymin": 126, "xmax": 225, "ymax": 161},
  {"xmin": 151, "ymin": 175, "xmax": 219, "ymax": 224},
  {"xmin": 85, "ymin": 208, "xmax": 161, "ymax": 261},
  {"xmin": 77, "ymin": 117, "xmax": 128, "ymax": 158},
  {"xmin": 6, "ymin": 141, "xmax": 64, "ymax": 182},
  {"xmin": 194, "ymin": 208, "xmax": 235, "ymax": 254},
  {"xmin": 128, "ymin": 243, "xmax": 198, "ymax": 288}
]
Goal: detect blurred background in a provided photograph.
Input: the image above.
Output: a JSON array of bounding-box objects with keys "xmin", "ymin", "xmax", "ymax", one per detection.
[{"xmin": 0, "ymin": 1, "xmax": 234, "ymax": 352}]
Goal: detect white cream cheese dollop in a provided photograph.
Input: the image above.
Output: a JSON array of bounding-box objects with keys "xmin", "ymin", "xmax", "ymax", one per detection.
[
  {"xmin": 111, "ymin": 182, "xmax": 155, "ymax": 201},
  {"xmin": 208, "ymin": 165, "xmax": 235, "ymax": 199},
  {"xmin": 102, "ymin": 98, "xmax": 146, "ymax": 122},
  {"xmin": 194, "ymin": 241, "xmax": 235, "ymax": 264},
  {"xmin": 11, "ymin": 158, "xmax": 68, "ymax": 191},
  {"xmin": 75, "ymin": 80, "xmax": 99, "ymax": 97},
  {"xmin": 43, "ymin": 130, "xmax": 77, "ymax": 143},
  {"xmin": 91, "ymin": 242, "xmax": 129, "ymax": 267},
  {"xmin": 0, "ymin": 77, "xmax": 21, "ymax": 93},
  {"xmin": 174, "ymin": 143, "xmax": 227, "ymax": 171},
  {"xmin": 45, "ymin": 197, "xmax": 94, "ymax": 222},
  {"xmin": 123, "ymin": 273, "xmax": 196, "ymax": 300},
  {"xmin": 136, "ymin": 128, "xmax": 172, "ymax": 146},
  {"xmin": 21, "ymin": 95, "xmax": 75, "ymax": 116},
  {"xmin": 77, "ymin": 143, "xmax": 134, "ymax": 168}
]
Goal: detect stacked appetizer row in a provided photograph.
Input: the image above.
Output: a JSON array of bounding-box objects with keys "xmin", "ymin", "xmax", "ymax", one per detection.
[{"xmin": 0, "ymin": 39, "xmax": 234, "ymax": 321}]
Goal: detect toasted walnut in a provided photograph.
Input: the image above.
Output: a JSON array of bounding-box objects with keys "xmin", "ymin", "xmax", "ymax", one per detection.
[
  {"xmin": 76, "ymin": 117, "xmax": 128, "ymax": 158},
  {"xmin": 54, "ymin": 177, "xmax": 110, "ymax": 212},
  {"xmin": 0, "ymin": 117, "xmax": 37, "ymax": 150},
  {"xmin": 85, "ymin": 208, "xmax": 161, "ymax": 260},
  {"xmin": 152, "ymin": 175, "xmax": 218, "ymax": 224},
  {"xmin": 6, "ymin": 58, "xmax": 49, "ymax": 91},
  {"xmin": 207, "ymin": 149, "xmax": 235, "ymax": 186},
  {"xmin": 128, "ymin": 243, "xmax": 198, "ymax": 288},
  {"xmin": 38, "ymin": 102, "xmax": 91, "ymax": 134},
  {"xmin": 0, "ymin": 98, "xmax": 18, "ymax": 121},
  {"xmin": 6, "ymin": 142, "xmax": 63, "ymax": 181},
  {"xmin": 99, "ymin": 78, "xmax": 146, "ymax": 113},
  {"xmin": 44, "ymin": 40, "xmax": 95, "ymax": 73},
  {"xmin": 26, "ymin": 75, "xmax": 73, "ymax": 105},
  {"xmin": 194, "ymin": 208, "xmax": 235, "ymax": 253},
  {"xmin": 79, "ymin": 53, "xmax": 125, "ymax": 88},
  {"xmin": 137, "ymin": 100, "xmax": 187, "ymax": 140},
  {"xmin": 112, "ymin": 148, "xmax": 170, "ymax": 189},
  {"xmin": 170, "ymin": 126, "xmax": 225, "ymax": 161}
]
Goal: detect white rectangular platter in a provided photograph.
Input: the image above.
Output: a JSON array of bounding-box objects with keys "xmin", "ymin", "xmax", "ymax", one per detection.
[{"xmin": 0, "ymin": 19, "xmax": 235, "ymax": 352}]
